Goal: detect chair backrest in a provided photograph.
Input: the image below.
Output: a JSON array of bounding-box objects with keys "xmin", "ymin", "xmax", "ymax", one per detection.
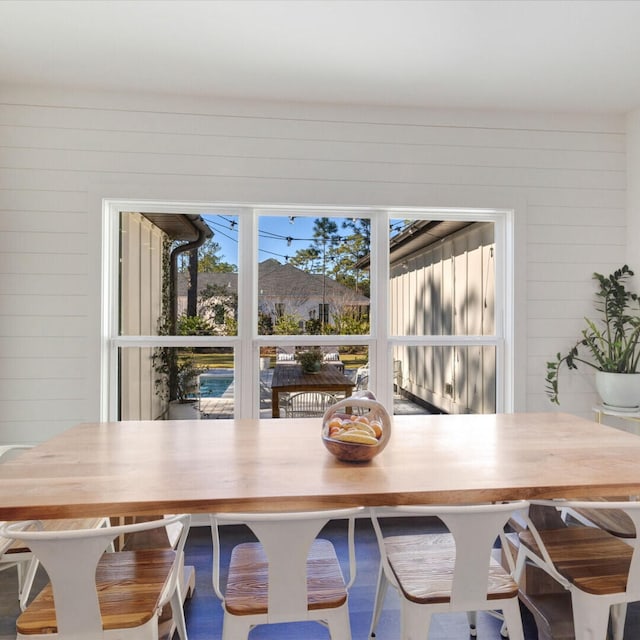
[
  {"xmin": 371, "ymin": 501, "xmax": 529, "ymax": 609},
  {"xmin": 0, "ymin": 445, "xmax": 35, "ymax": 553},
  {"xmin": 285, "ymin": 391, "xmax": 337, "ymax": 417},
  {"xmin": 0, "ymin": 513, "xmax": 190, "ymax": 639},
  {"xmin": 528, "ymin": 499, "xmax": 640, "ymax": 592},
  {"xmin": 211, "ymin": 507, "xmax": 364, "ymax": 621},
  {"xmin": 0, "ymin": 444, "xmax": 33, "ymax": 462},
  {"xmin": 275, "ymin": 347, "xmax": 296, "ymax": 363}
]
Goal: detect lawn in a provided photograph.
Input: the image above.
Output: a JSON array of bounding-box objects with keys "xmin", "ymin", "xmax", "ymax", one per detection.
[{"xmin": 185, "ymin": 349, "xmax": 367, "ymax": 371}]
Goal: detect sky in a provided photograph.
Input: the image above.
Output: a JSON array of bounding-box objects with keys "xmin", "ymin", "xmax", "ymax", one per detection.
[{"xmin": 201, "ymin": 213, "xmax": 363, "ymax": 268}]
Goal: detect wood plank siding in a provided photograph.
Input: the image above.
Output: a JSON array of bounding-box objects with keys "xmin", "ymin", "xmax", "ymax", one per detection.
[{"xmin": 0, "ymin": 84, "xmax": 628, "ymax": 441}]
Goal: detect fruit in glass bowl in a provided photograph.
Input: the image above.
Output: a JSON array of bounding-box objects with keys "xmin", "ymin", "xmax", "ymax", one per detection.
[{"xmin": 322, "ymin": 393, "xmax": 391, "ymax": 462}]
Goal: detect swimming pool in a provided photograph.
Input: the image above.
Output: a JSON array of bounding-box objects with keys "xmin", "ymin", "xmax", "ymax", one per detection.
[{"xmin": 197, "ymin": 375, "xmax": 234, "ymax": 398}]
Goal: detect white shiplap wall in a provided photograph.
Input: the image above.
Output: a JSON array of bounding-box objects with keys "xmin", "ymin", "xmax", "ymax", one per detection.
[{"xmin": 0, "ymin": 85, "xmax": 627, "ymax": 442}]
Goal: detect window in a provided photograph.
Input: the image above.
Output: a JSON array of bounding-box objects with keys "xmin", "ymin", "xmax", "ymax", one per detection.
[{"xmin": 105, "ymin": 203, "xmax": 513, "ymax": 421}]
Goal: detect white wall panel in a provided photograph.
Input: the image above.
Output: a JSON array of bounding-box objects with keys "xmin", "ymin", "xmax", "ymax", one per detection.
[
  {"xmin": 0, "ymin": 85, "xmax": 630, "ymax": 440},
  {"xmin": 0, "ymin": 190, "xmax": 87, "ymax": 212}
]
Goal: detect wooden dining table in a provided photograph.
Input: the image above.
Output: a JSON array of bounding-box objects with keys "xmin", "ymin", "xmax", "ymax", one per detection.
[
  {"xmin": 270, "ymin": 363, "xmax": 355, "ymax": 417},
  {"xmin": 1, "ymin": 412, "xmax": 640, "ymax": 521}
]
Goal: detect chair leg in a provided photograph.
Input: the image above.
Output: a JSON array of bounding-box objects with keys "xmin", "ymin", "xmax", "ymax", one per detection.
[
  {"xmin": 369, "ymin": 562, "xmax": 389, "ymax": 638},
  {"xmin": 500, "ymin": 599, "xmax": 525, "ymax": 640},
  {"xmin": 170, "ymin": 585, "xmax": 188, "ymax": 640},
  {"xmin": 570, "ymin": 592, "xmax": 610, "ymax": 640},
  {"xmin": 325, "ymin": 605, "xmax": 352, "ymax": 640},
  {"xmin": 18, "ymin": 557, "xmax": 39, "ymax": 611},
  {"xmin": 400, "ymin": 599, "xmax": 431, "ymax": 640},
  {"xmin": 467, "ymin": 611, "xmax": 477, "ymax": 636},
  {"xmin": 611, "ymin": 602, "xmax": 627, "ymax": 640},
  {"xmin": 221, "ymin": 613, "xmax": 252, "ymax": 640}
]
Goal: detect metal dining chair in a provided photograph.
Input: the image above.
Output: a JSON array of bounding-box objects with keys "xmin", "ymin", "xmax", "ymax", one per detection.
[
  {"xmin": 369, "ymin": 501, "xmax": 529, "ymax": 640},
  {"xmin": 211, "ymin": 506, "xmax": 365, "ymax": 640},
  {"xmin": 0, "ymin": 513, "xmax": 191, "ymax": 640},
  {"xmin": 0, "ymin": 444, "xmax": 111, "ymax": 611},
  {"xmin": 283, "ymin": 391, "xmax": 338, "ymax": 417},
  {"xmin": 515, "ymin": 499, "xmax": 640, "ymax": 640}
]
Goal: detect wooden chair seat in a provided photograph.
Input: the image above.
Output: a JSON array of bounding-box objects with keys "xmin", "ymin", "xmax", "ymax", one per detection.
[
  {"xmin": 384, "ymin": 533, "xmax": 519, "ymax": 604},
  {"xmin": 1, "ymin": 518, "xmax": 109, "ymax": 554},
  {"xmin": 16, "ymin": 548, "xmax": 176, "ymax": 635},
  {"xmin": 369, "ymin": 502, "xmax": 528, "ymax": 640},
  {"xmin": 224, "ymin": 539, "xmax": 347, "ymax": 616},
  {"xmin": 519, "ymin": 525, "xmax": 633, "ymax": 595},
  {"xmin": 568, "ymin": 497, "xmax": 636, "ymax": 538}
]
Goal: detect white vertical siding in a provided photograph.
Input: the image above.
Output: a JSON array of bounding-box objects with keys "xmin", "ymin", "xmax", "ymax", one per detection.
[
  {"xmin": 0, "ymin": 85, "xmax": 628, "ymax": 441},
  {"xmin": 391, "ymin": 222, "xmax": 496, "ymax": 414},
  {"xmin": 119, "ymin": 213, "xmax": 165, "ymax": 421}
]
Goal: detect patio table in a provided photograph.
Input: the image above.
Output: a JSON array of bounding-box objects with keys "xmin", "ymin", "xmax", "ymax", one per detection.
[
  {"xmin": 270, "ymin": 363, "xmax": 355, "ymax": 418},
  {"xmin": 0, "ymin": 413, "xmax": 640, "ymax": 520}
]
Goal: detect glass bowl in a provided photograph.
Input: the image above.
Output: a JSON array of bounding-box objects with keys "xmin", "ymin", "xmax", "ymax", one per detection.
[{"xmin": 321, "ymin": 392, "xmax": 391, "ymax": 462}]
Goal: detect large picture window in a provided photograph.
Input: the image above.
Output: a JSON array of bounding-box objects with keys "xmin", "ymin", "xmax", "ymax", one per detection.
[{"xmin": 105, "ymin": 203, "xmax": 512, "ymax": 421}]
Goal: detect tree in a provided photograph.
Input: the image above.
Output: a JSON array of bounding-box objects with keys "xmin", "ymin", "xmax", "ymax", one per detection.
[
  {"xmin": 288, "ymin": 246, "xmax": 321, "ymax": 272},
  {"xmin": 178, "ymin": 237, "xmax": 236, "ymax": 273},
  {"xmin": 274, "ymin": 313, "xmax": 303, "ymax": 335}
]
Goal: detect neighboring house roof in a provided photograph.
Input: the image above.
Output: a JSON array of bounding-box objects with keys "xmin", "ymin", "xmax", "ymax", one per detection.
[{"xmin": 177, "ymin": 259, "xmax": 369, "ymax": 304}]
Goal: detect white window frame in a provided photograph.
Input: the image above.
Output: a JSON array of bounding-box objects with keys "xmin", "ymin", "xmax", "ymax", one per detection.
[{"xmin": 102, "ymin": 200, "xmax": 514, "ymax": 420}]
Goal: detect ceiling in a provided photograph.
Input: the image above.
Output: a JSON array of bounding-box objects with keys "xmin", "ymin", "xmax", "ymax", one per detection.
[{"xmin": 2, "ymin": 0, "xmax": 640, "ymax": 114}]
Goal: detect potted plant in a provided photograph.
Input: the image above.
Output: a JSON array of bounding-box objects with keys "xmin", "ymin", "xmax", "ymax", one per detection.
[
  {"xmin": 295, "ymin": 348, "xmax": 324, "ymax": 374},
  {"xmin": 152, "ymin": 347, "xmax": 200, "ymax": 418},
  {"xmin": 545, "ymin": 265, "xmax": 640, "ymax": 408}
]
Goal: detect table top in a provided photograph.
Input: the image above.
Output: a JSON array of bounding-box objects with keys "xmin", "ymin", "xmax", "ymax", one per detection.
[
  {"xmin": 1, "ymin": 412, "xmax": 640, "ymax": 520},
  {"xmin": 271, "ymin": 363, "xmax": 355, "ymax": 390}
]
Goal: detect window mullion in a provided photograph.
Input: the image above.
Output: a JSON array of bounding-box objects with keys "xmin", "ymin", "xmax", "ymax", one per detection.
[
  {"xmin": 238, "ymin": 209, "xmax": 256, "ymax": 419},
  {"xmin": 371, "ymin": 211, "xmax": 392, "ymax": 410}
]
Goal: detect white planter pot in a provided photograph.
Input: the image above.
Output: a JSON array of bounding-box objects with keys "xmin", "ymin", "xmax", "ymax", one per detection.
[
  {"xmin": 595, "ymin": 371, "xmax": 640, "ymax": 409},
  {"xmin": 168, "ymin": 400, "xmax": 200, "ymax": 420}
]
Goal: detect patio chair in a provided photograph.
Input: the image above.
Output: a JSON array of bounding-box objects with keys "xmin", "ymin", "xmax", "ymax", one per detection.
[
  {"xmin": 515, "ymin": 499, "xmax": 640, "ymax": 640},
  {"xmin": 0, "ymin": 444, "xmax": 111, "ymax": 611},
  {"xmin": 0, "ymin": 513, "xmax": 191, "ymax": 640},
  {"xmin": 211, "ymin": 506, "xmax": 364, "ymax": 640},
  {"xmin": 355, "ymin": 363, "xmax": 369, "ymax": 389},
  {"xmin": 283, "ymin": 391, "xmax": 338, "ymax": 418},
  {"xmin": 275, "ymin": 347, "xmax": 297, "ymax": 364},
  {"xmin": 322, "ymin": 348, "xmax": 345, "ymax": 372},
  {"xmin": 369, "ymin": 501, "xmax": 529, "ymax": 640}
]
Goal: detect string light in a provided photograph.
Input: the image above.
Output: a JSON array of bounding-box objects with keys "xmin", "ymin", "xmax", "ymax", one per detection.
[{"xmin": 202, "ymin": 214, "xmax": 376, "ymax": 263}]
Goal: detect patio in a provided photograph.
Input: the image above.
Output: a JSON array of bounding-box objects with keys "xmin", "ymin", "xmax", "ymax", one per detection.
[{"xmin": 196, "ymin": 367, "xmax": 429, "ymax": 419}]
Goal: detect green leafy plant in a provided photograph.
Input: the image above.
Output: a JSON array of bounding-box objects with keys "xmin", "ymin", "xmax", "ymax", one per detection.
[
  {"xmin": 295, "ymin": 348, "xmax": 324, "ymax": 373},
  {"xmin": 152, "ymin": 348, "xmax": 199, "ymax": 403},
  {"xmin": 545, "ymin": 265, "xmax": 640, "ymax": 404}
]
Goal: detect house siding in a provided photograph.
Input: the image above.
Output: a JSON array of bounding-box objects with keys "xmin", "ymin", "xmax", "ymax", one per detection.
[
  {"xmin": 391, "ymin": 222, "xmax": 496, "ymax": 414},
  {"xmin": 0, "ymin": 85, "xmax": 628, "ymax": 442}
]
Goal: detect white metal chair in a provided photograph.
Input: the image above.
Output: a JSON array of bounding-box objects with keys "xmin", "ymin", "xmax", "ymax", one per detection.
[
  {"xmin": 211, "ymin": 506, "xmax": 365, "ymax": 640},
  {"xmin": 283, "ymin": 391, "xmax": 338, "ymax": 417},
  {"xmin": 515, "ymin": 499, "xmax": 640, "ymax": 640},
  {"xmin": 0, "ymin": 513, "xmax": 191, "ymax": 640},
  {"xmin": 0, "ymin": 444, "xmax": 111, "ymax": 611},
  {"xmin": 355, "ymin": 364, "xmax": 369, "ymax": 389},
  {"xmin": 322, "ymin": 349, "xmax": 345, "ymax": 372},
  {"xmin": 369, "ymin": 501, "xmax": 529, "ymax": 640}
]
